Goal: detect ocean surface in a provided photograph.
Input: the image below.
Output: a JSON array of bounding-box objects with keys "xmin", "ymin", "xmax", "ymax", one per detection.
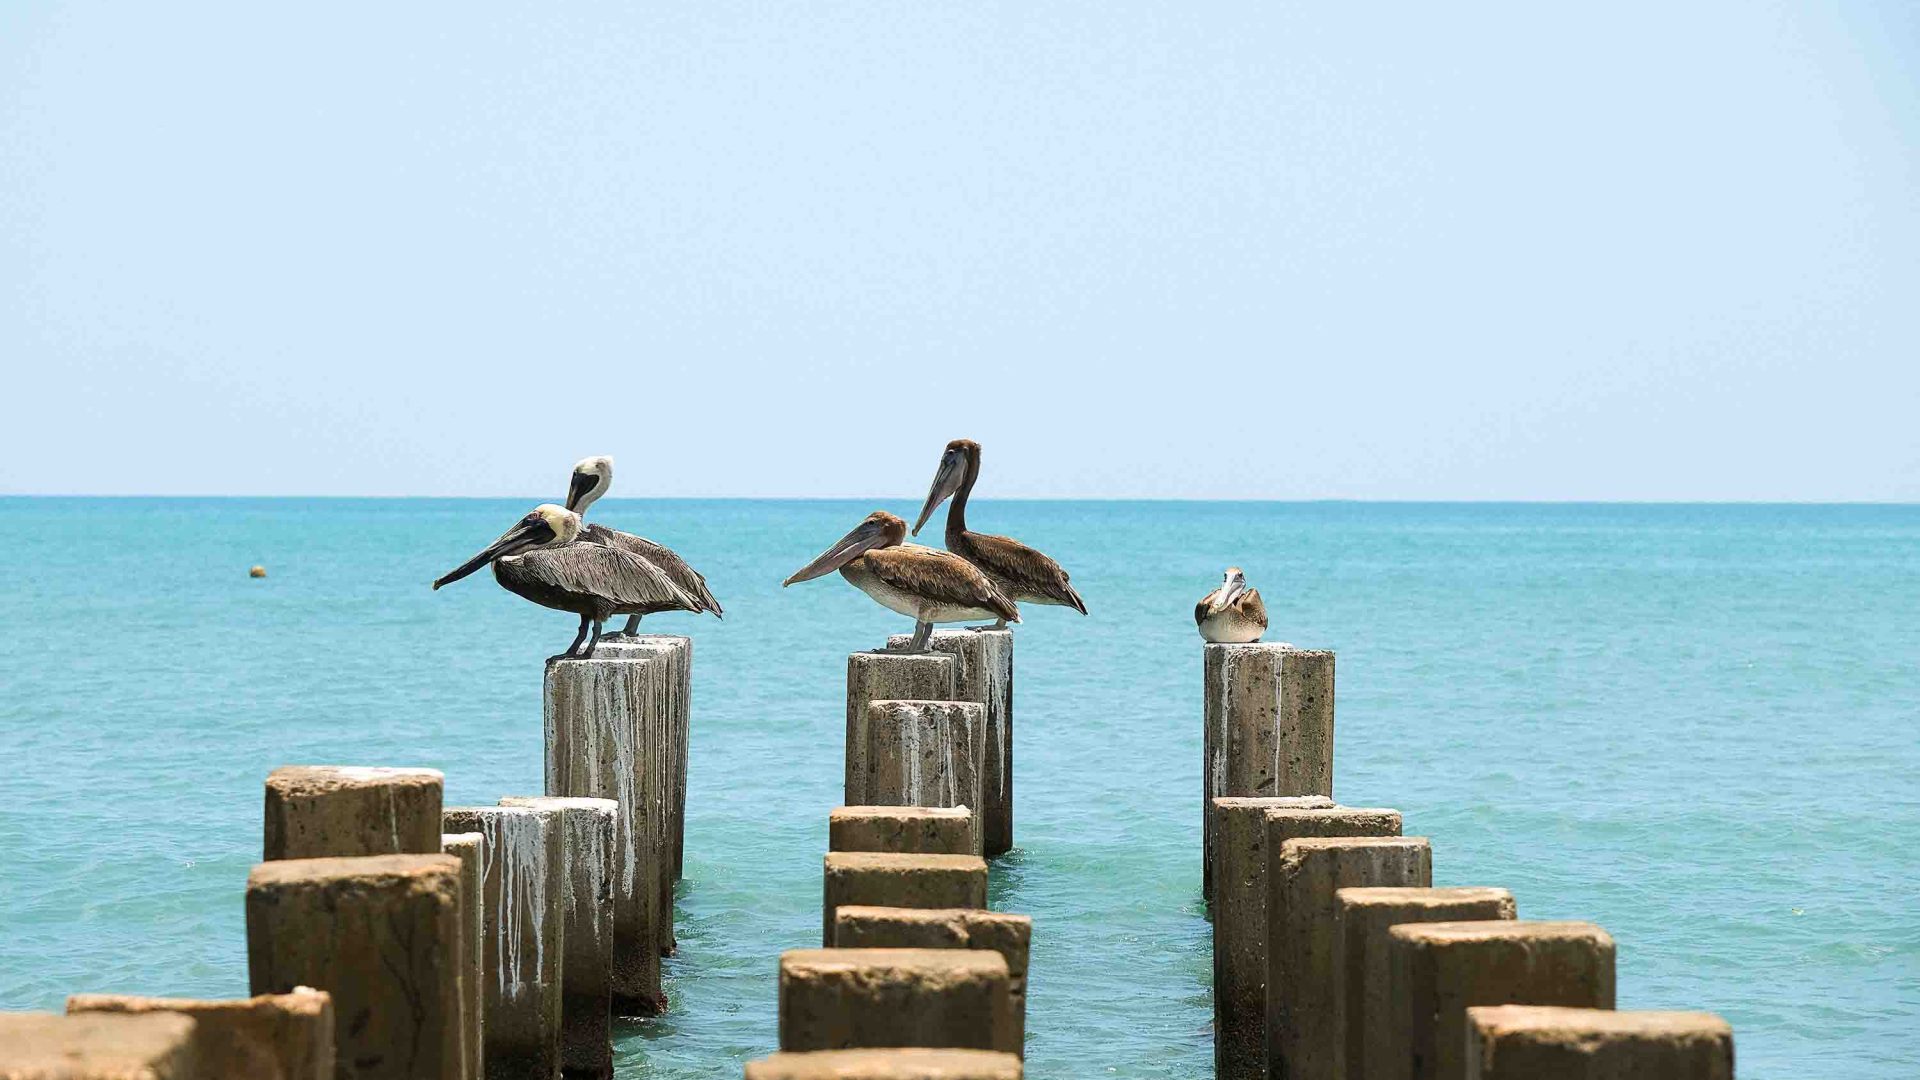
[{"xmin": 1, "ymin": 498, "xmax": 1915, "ymax": 1077}]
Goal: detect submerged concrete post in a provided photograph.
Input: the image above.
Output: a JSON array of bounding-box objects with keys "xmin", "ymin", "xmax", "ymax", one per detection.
[
  {"xmin": 501, "ymin": 797, "xmax": 617, "ymax": 1080},
  {"xmin": 592, "ymin": 635, "xmax": 692, "ymax": 884},
  {"xmin": 833, "ymin": 907, "xmax": 1031, "ymax": 1056},
  {"xmin": 829, "ymin": 806, "xmax": 978, "ymax": 856},
  {"xmin": 441, "ymin": 832, "xmax": 485, "ymax": 1080},
  {"xmin": 778, "ymin": 949, "xmax": 1012, "ymax": 1053},
  {"xmin": 887, "ymin": 629, "xmax": 1014, "ymax": 856},
  {"xmin": 821, "ymin": 853, "xmax": 988, "ymax": 945},
  {"xmin": 1388, "ymin": 921, "xmax": 1617, "ymax": 1080},
  {"xmin": 846, "ymin": 652, "xmax": 956, "ymax": 806},
  {"xmin": 66, "ymin": 988, "xmax": 334, "ymax": 1080},
  {"xmin": 1335, "ymin": 887, "xmax": 1515, "ymax": 1080},
  {"xmin": 862, "ymin": 700, "xmax": 986, "ymax": 854},
  {"xmin": 0, "ymin": 1012, "xmax": 202, "ymax": 1078},
  {"xmin": 1205, "ymin": 798, "xmax": 1363, "ymax": 1080},
  {"xmin": 744, "ymin": 1049, "xmax": 1023, "ymax": 1079},
  {"xmin": 542, "ymin": 655, "xmax": 668, "ymax": 1012},
  {"xmin": 262, "ymin": 766, "xmax": 444, "ymax": 861},
  {"xmin": 1202, "ymin": 645, "xmax": 1334, "ymax": 900},
  {"xmin": 245, "ymin": 854, "xmax": 463, "ymax": 1080},
  {"xmin": 442, "ymin": 806, "xmax": 567, "ymax": 1080},
  {"xmin": 1466, "ymin": 1006, "xmax": 1734, "ymax": 1080},
  {"xmin": 1267, "ymin": 836, "xmax": 1432, "ymax": 1080}
]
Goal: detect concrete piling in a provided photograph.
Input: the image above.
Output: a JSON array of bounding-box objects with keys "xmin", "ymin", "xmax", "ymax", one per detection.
[
  {"xmin": 1465, "ymin": 1006, "xmax": 1734, "ymax": 1080},
  {"xmin": 832, "ymin": 907, "xmax": 1031, "ymax": 1055},
  {"xmin": 846, "ymin": 652, "xmax": 956, "ymax": 806},
  {"xmin": 501, "ymin": 797, "xmax": 618, "ymax": 1080},
  {"xmin": 886, "ymin": 629, "xmax": 1015, "ymax": 857},
  {"xmin": 66, "ymin": 988, "xmax": 333, "ymax": 1080},
  {"xmin": 1202, "ymin": 645, "xmax": 1334, "ymax": 900},
  {"xmin": 778, "ymin": 949, "xmax": 1013, "ymax": 1053},
  {"xmin": 245, "ymin": 854, "xmax": 463, "ymax": 1080},
  {"xmin": 1388, "ymin": 921, "xmax": 1617, "ymax": 1080},
  {"xmin": 262, "ymin": 765, "xmax": 444, "ymax": 861},
  {"xmin": 441, "ymin": 832, "xmax": 486, "ymax": 1080},
  {"xmin": 821, "ymin": 853, "xmax": 989, "ymax": 945},
  {"xmin": 0, "ymin": 1012, "xmax": 203, "ymax": 1079},
  {"xmin": 442, "ymin": 806, "xmax": 568, "ymax": 1079},
  {"xmin": 861, "ymin": 700, "xmax": 986, "ymax": 854},
  {"xmin": 1334, "ymin": 887, "xmax": 1515, "ymax": 1080},
  {"xmin": 830, "ymin": 806, "xmax": 978, "ymax": 856},
  {"xmin": 744, "ymin": 1049, "xmax": 1023, "ymax": 1079},
  {"xmin": 1267, "ymin": 836, "xmax": 1433, "ymax": 1080},
  {"xmin": 590, "ymin": 635, "xmax": 693, "ymax": 885}
]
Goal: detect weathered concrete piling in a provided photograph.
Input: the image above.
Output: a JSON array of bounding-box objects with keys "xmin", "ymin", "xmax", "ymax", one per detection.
[
  {"xmin": 0, "ymin": 1011, "xmax": 204, "ymax": 1079},
  {"xmin": 66, "ymin": 988, "xmax": 334, "ymax": 1080},
  {"xmin": 1465, "ymin": 1006, "xmax": 1734, "ymax": 1080},
  {"xmin": 887, "ymin": 629, "xmax": 1015, "ymax": 856},
  {"xmin": 246, "ymin": 854, "xmax": 463, "ymax": 1080},
  {"xmin": 744, "ymin": 1049, "xmax": 1023, "ymax": 1079},
  {"xmin": 822, "ymin": 852, "xmax": 989, "ymax": 945},
  {"xmin": 442, "ymin": 806, "xmax": 567, "ymax": 1079},
  {"xmin": 262, "ymin": 765, "xmax": 444, "ymax": 861},
  {"xmin": 591, "ymin": 635, "xmax": 693, "ymax": 884},
  {"xmin": 441, "ymin": 832, "xmax": 486, "ymax": 1080},
  {"xmin": 501, "ymin": 796, "xmax": 617, "ymax": 1080},
  {"xmin": 833, "ymin": 907, "xmax": 1031, "ymax": 1055},
  {"xmin": 861, "ymin": 700, "xmax": 986, "ymax": 853},
  {"xmin": 542, "ymin": 656, "xmax": 668, "ymax": 1011},
  {"xmin": 1202, "ymin": 645, "xmax": 1334, "ymax": 899},
  {"xmin": 830, "ymin": 806, "xmax": 978, "ymax": 856},
  {"xmin": 778, "ymin": 949, "xmax": 1013, "ymax": 1053},
  {"xmin": 846, "ymin": 651, "xmax": 956, "ymax": 805}
]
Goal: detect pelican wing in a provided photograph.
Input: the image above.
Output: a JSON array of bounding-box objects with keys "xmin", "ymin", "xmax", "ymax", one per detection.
[
  {"xmin": 1239, "ymin": 587, "xmax": 1268, "ymax": 629},
  {"xmin": 1195, "ymin": 587, "xmax": 1223, "ymax": 627},
  {"xmin": 515, "ymin": 541, "xmax": 701, "ymax": 613},
  {"xmin": 960, "ymin": 531, "xmax": 1087, "ymax": 614},
  {"xmin": 583, "ymin": 523, "xmax": 723, "ymax": 616},
  {"xmin": 865, "ymin": 544, "xmax": 1021, "ymax": 622}
]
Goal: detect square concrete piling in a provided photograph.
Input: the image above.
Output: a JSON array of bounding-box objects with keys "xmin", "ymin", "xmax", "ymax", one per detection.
[
  {"xmin": 441, "ymin": 832, "xmax": 485, "ymax": 1080},
  {"xmin": 262, "ymin": 765, "xmax": 445, "ymax": 861},
  {"xmin": 1465, "ymin": 1005, "xmax": 1734, "ymax": 1080},
  {"xmin": 861, "ymin": 700, "xmax": 986, "ymax": 854},
  {"xmin": 501, "ymin": 796, "xmax": 618, "ymax": 1080},
  {"xmin": 830, "ymin": 806, "xmax": 978, "ymax": 856},
  {"xmin": 66, "ymin": 988, "xmax": 333, "ymax": 1080},
  {"xmin": 591, "ymin": 635, "xmax": 693, "ymax": 885},
  {"xmin": 887, "ymin": 629, "xmax": 1015, "ymax": 857},
  {"xmin": 1335, "ymin": 887, "xmax": 1515, "ymax": 1080},
  {"xmin": 246, "ymin": 854, "xmax": 463, "ymax": 1080},
  {"xmin": 745, "ymin": 1049, "xmax": 1024, "ymax": 1079},
  {"xmin": 847, "ymin": 652, "xmax": 956, "ymax": 805},
  {"xmin": 1389, "ymin": 921, "xmax": 1617, "ymax": 1080},
  {"xmin": 1202, "ymin": 645, "xmax": 1334, "ymax": 902},
  {"xmin": 1267, "ymin": 836, "xmax": 1432, "ymax": 1080},
  {"xmin": 0, "ymin": 1011, "xmax": 203, "ymax": 1079},
  {"xmin": 832, "ymin": 907, "xmax": 1031, "ymax": 1055},
  {"xmin": 778, "ymin": 949, "xmax": 1013, "ymax": 1053},
  {"xmin": 822, "ymin": 853, "xmax": 988, "ymax": 945}
]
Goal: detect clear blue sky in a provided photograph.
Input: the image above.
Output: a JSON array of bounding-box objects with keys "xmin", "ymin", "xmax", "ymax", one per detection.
[{"xmin": 2, "ymin": 3, "xmax": 1915, "ymax": 500}]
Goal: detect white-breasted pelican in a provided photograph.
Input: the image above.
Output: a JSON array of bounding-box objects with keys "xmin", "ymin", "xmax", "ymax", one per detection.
[
  {"xmin": 1195, "ymin": 566, "xmax": 1268, "ymax": 643},
  {"xmin": 783, "ymin": 510, "xmax": 1020, "ymax": 652}
]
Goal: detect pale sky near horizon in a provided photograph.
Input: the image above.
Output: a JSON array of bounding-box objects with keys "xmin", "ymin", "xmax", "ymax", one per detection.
[{"xmin": 3, "ymin": 4, "xmax": 1916, "ymax": 500}]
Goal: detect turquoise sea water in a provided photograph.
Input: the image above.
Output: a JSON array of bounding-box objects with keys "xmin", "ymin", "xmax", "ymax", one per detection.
[{"xmin": 1, "ymin": 498, "xmax": 1915, "ymax": 1077}]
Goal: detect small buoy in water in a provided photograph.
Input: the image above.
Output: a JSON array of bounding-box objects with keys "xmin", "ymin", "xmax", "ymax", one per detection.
[{"xmin": 249, "ymin": 565, "xmax": 267, "ymax": 579}]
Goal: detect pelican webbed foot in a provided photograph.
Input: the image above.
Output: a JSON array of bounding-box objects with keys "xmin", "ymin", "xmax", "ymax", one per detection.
[{"xmin": 893, "ymin": 620, "xmax": 935, "ymax": 653}]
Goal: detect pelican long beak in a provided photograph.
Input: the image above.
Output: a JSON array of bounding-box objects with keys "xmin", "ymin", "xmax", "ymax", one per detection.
[
  {"xmin": 784, "ymin": 518, "xmax": 890, "ymax": 586},
  {"xmin": 433, "ymin": 521, "xmax": 543, "ymax": 590},
  {"xmin": 564, "ymin": 470, "xmax": 597, "ymax": 514},
  {"xmin": 911, "ymin": 452, "xmax": 966, "ymax": 536}
]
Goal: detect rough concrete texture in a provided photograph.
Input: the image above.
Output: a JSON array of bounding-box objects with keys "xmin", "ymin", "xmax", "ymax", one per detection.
[
  {"xmin": 67, "ymin": 988, "xmax": 333, "ymax": 1080},
  {"xmin": 745, "ymin": 1048, "xmax": 1022, "ymax": 1079},
  {"xmin": 542, "ymin": 656, "xmax": 668, "ymax": 1012},
  {"xmin": 501, "ymin": 796, "xmax": 618, "ymax": 1080},
  {"xmin": 829, "ymin": 806, "xmax": 977, "ymax": 856},
  {"xmin": 262, "ymin": 765, "xmax": 445, "ymax": 861},
  {"xmin": 846, "ymin": 652, "xmax": 956, "ymax": 805},
  {"xmin": 1466, "ymin": 1006, "xmax": 1733, "ymax": 1080},
  {"xmin": 1389, "ymin": 921, "xmax": 1617, "ymax": 1080},
  {"xmin": 862, "ymin": 700, "xmax": 986, "ymax": 854},
  {"xmin": 832, "ymin": 907, "xmax": 1031, "ymax": 1054},
  {"xmin": 245, "ymin": 854, "xmax": 462, "ymax": 1080},
  {"xmin": 1201, "ymin": 645, "xmax": 1334, "ymax": 901},
  {"xmin": 778, "ymin": 949, "xmax": 1012, "ymax": 1053},
  {"xmin": 1267, "ymin": 836, "xmax": 1432, "ymax": 1080},
  {"xmin": 821, "ymin": 853, "xmax": 989, "ymax": 945},
  {"xmin": 441, "ymin": 832, "xmax": 485, "ymax": 1080},
  {"xmin": 1335, "ymin": 887, "xmax": 1515, "ymax": 1080},
  {"xmin": 591, "ymin": 635, "xmax": 692, "ymax": 885},
  {"xmin": 442, "ymin": 807, "xmax": 568, "ymax": 1080},
  {"xmin": 0, "ymin": 1011, "xmax": 202, "ymax": 1079},
  {"xmin": 1206, "ymin": 800, "xmax": 1375, "ymax": 1080},
  {"xmin": 886, "ymin": 629, "xmax": 1015, "ymax": 856}
]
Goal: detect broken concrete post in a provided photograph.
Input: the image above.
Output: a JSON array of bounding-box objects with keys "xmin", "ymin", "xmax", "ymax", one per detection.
[
  {"xmin": 887, "ymin": 629, "xmax": 1014, "ymax": 857},
  {"xmin": 1202, "ymin": 645, "xmax": 1334, "ymax": 899},
  {"xmin": 441, "ymin": 832, "xmax": 485, "ymax": 1080},
  {"xmin": 542, "ymin": 655, "xmax": 668, "ymax": 1011},
  {"xmin": 744, "ymin": 1049, "xmax": 1023, "ymax": 1079},
  {"xmin": 833, "ymin": 907, "xmax": 1031, "ymax": 1056},
  {"xmin": 442, "ymin": 806, "xmax": 567, "ymax": 1079},
  {"xmin": 862, "ymin": 700, "xmax": 985, "ymax": 854},
  {"xmin": 830, "ymin": 806, "xmax": 978, "ymax": 856},
  {"xmin": 1389, "ymin": 921, "xmax": 1617, "ymax": 1080},
  {"xmin": 821, "ymin": 853, "xmax": 988, "ymax": 945},
  {"xmin": 501, "ymin": 797, "xmax": 617, "ymax": 1080},
  {"xmin": 778, "ymin": 949, "xmax": 1012, "ymax": 1053},
  {"xmin": 0, "ymin": 1012, "xmax": 202, "ymax": 1079},
  {"xmin": 591, "ymin": 634, "xmax": 692, "ymax": 885},
  {"xmin": 847, "ymin": 652, "xmax": 956, "ymax": 805},
  {"xmin": 245, "ymin": 854, "xmax": 463, "ymax": 1080},
  {"xmin": 1267, "ymin": 836, "xmax": 1432, "ymax": 1080},
  {"xmin": 1335, "ymin": 887, "xmax": 1515, "ymax": 1080},
  {"xmin": 66, "ymin": 988, "xmax": 333, "ymax": 1080},
  {"xmin": 262, "ymin": 766, "xmax": 444, "ymax": 861},
  {"xmin": 1465, "ymin": 1006, "xmax": 1734, "ymax": 1080}
]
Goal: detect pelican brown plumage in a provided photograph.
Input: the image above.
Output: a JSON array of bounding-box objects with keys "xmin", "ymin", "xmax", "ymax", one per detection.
[
  {"xmin": 783, "ymin": 510, "xmax": 1020, "ymax": 652},
  {"xmin": 911, "ymin": 439, "xmax": 1086, "ymax": 628},
  {"xmin": 432, "ymin": 504, "xmax": 701, "ymax": 659},
  {"xmin": 1195, "ymin": 566, "xmax": 1268, "ymax": 643},
  {"xmin": 564, "ymin": 455, "xmax": 723, "ymax": 636}
]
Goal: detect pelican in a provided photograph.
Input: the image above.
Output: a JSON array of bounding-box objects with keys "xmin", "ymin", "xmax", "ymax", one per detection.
[
  {"xmin": 564, "ymin": 455, "xmax": 723, "ymax": 636},
  {"xmin": 1195, "ymin": 566, "xmax": 1268, "ymax": 643},
  {"xmin": 783, "ymin": 510, "xmax": 1020, "ymax": 652},
  {"xmin": 912, "ymin": 439, "xmax": 1086, "ymax": 628},
  {"xmin": 432, "ymin": 504, "xmax": 700, "ymax": 659}
]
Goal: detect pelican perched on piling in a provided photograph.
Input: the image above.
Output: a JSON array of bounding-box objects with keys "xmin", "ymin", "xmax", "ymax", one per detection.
[
  {"xmin": 564, "ymin": 455, "xmax": 722, "ymax": 636},
  {"xmin": 912, "ymin": 439, "xmax": 1086, "ymax": 629},
  {"xmin": 432, "ymin": 504, "xmax": 700, "ymax": 659},
  {"xmin": 1195, "ymin": 566, "xmax": 1268, "ymax": 643},
  {"xmin": 783, "ymin": 510, "xmax": 1020, "ymax": 652}
]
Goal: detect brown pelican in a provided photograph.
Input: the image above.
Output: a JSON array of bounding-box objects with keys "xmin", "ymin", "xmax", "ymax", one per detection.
[
  {"xmin": 432, "ymin": 504, "xmax": 700, "ymax": 659},
  {"xmin": 783, "ymin": 510, "xmax": 1020, "ymax": 652},
  {"xmin": 912, "ymin": 438, "xmax": 1086, "ymax": 628},
  {"xmin": 1195, "ymin": 566, "xmax": 1268, "ymax": 643},
  {"xmin": 564, "ymin": 455, "xmax": 723, "ymax": 636}
]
